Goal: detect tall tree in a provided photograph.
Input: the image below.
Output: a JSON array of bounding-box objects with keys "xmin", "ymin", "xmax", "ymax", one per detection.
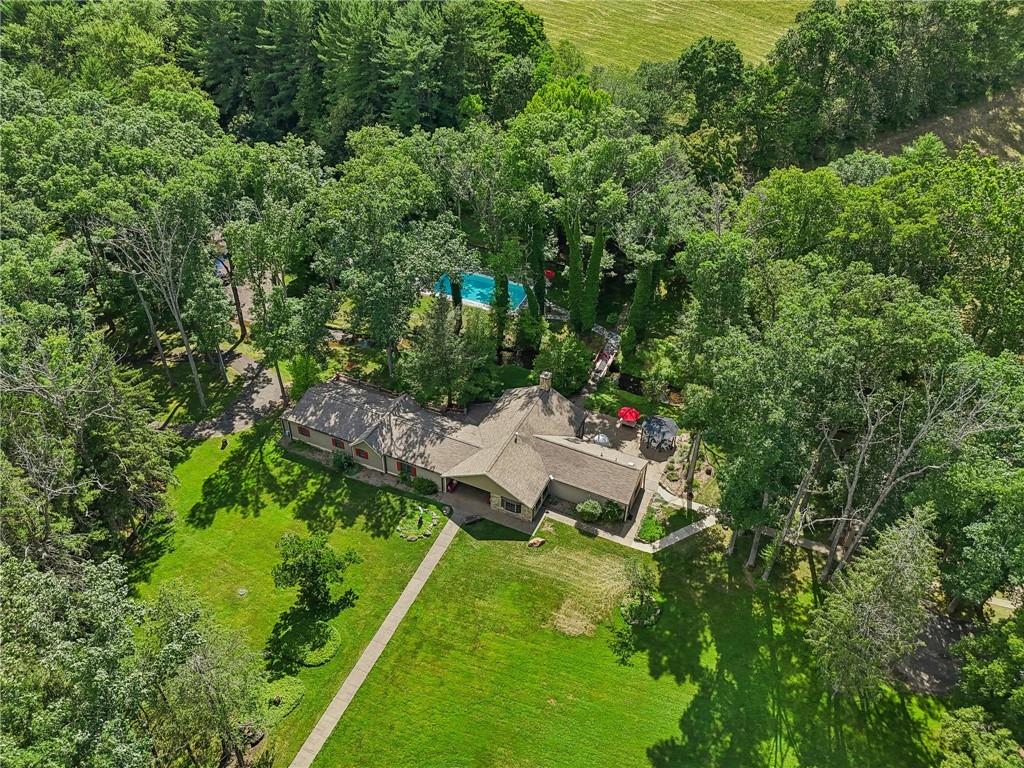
[
  {"xmin": 808, "ymin": 509, "xmax": 939, "ymax": 696},
  {"xmin": 111, "ymin": 181, "xmax": 212, "ymax": 410},
  {"xmin": 402, "ymin": 296, "xmax": 490, "ymax": 408}
]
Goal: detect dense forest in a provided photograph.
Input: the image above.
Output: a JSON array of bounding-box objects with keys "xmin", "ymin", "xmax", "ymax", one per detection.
[{"xmin": 2, "ymin": 0, "xmax": 1023, "ymax": 766}]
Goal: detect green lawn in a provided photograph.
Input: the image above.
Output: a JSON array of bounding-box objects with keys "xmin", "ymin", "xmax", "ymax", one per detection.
[
  {"xmin": 311, "ymin": 521, "xmax": 945, "ymax": 768},
  {"xmin": 585, "ymin": 377, "xmax": 683, "ymax": 422},
  {"xmin": 636, "ymin": 499, "xmax": 703, "ymax": 543},
  {"xmin": 524, "ymin": 0, "xmax": 807, "ymax": 69},
  {"xmin": 139, "ymin": 357, "xmax": 243, "ymax": 427},
  {"xmin": 136, "ymin": 422, "xmax": 442, "ymax": 766}
]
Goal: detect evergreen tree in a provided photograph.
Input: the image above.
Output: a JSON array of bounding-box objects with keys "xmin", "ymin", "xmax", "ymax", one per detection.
[{"xmin": 808, "ymin": 509, "xmax": 939, "ymax": 695}]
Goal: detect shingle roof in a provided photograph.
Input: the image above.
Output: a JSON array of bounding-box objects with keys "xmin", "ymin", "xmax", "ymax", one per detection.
[
  {"xmin": 531, "ymin": 435, "xmax": 645, "ymax": 506},
  {"xmin": 368, "ymin": 401, "xmax": 481, "ymax": 474},
  {"xmin": 285, "ymin": 378, "xmax": 643, "ymax": 507},
  {"xmin": 281, "ymin": 381, "xmax": 397, "ymax": 441},
  {"xmin": 445, "ymin": 385, "xmax": 594, "ymax": 507}
]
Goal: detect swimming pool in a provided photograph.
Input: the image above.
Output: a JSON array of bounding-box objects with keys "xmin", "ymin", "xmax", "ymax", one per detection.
[{"xmin": 434, "ymin": 273, "xmax": 527, "ymax": 310}]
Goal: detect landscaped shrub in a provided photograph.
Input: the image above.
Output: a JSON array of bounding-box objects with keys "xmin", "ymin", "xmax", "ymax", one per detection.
[
  {"xmin": 576, "ymin": 499, "xmax": 604, "ymax": 522},
  {"xmin": 576, "ymin": 498, "xmax": 623, "ymax": 522},
  {"xmin": 410, "ymin": 476, "xmax": 438, "ymax": 496},
  {"xmin": 299, "ymin": 620, "xmax": 342, "ymax": 666},
  {"xmin": 620, "ymin": 558, "xmax": 660, "ymax": 627},
  {"xmin": 602, "ymin": 500, "xmax": 624, "ymax": 520},
  {"xmin": 332, "ymin": 451, "xmax": 357, "ymax": 474},
  {"xmin": 266, "ymin": 676, "xmax": 305, "ymax": 727},
  {"xmin": 635, "ymin": 511, "xmax": 667, "ymax": 544}
]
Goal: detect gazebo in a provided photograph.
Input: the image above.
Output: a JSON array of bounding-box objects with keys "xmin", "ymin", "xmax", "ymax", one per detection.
[{"xmin": 641, "ymin": 415, "xmax": 678, "ymax": 452}]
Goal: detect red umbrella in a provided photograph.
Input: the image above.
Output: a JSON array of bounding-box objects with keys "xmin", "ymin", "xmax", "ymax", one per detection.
[
  {"xmin": 618, "ymin": 406, "xmax": 641, "ymax": 423},
  {"xmin": 544, "ymin": 268, "xmax": 556, "ymax": 280}
]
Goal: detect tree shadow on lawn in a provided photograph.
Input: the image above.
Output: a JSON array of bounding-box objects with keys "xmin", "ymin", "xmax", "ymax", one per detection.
[
  {"xmin": 265, "ymin": 589, "xmax": 359, "ymax": 678},
  {"xmin": 185, "ymin": 419, "xmax": 309, "ymax": 528},
  {"xmin": 183, "ymin": 416, "xmax": 447, "ymax": 540},
  {"xmin": 633, "ymin": 530, "xmax": 942, "ymax": 768},
  {"xmin": 125, "ymin": 514, "xmax": 175, "ymax": 585},
  {"xmin": 292, "ymin": 476, "xmax": 442, "ymax": 539}
]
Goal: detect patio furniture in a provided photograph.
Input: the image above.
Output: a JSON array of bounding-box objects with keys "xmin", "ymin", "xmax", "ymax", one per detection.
[{"xmin": 641, "ymin": 416, "xmax": 679, "ymax": 452}]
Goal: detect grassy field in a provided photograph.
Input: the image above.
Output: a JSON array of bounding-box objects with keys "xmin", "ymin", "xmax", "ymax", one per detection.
[
  {"xmin": 585, "ymin": 377, "xmax": 684, "ymax": 422},
  {"xmin": 311, "ymin": 520, "xmax": 945, "ymax": 768},
  {"xmin": 136, "ymin": 422, "xmax": 443, "ymax": 766},
  {"xmin": 139, "ymin": 357, "xmax": 243, "ymax": 427},
  {"xmin": 523, "ymin": 0, "xmax": 806, "ymax": 69},
  {"xmin": 869, "ymin": 83, "xmax": 1024, "ymax": 162}
]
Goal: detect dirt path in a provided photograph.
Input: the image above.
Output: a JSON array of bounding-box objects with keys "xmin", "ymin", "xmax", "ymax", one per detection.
[{"xmin": 178, "ymin": 352, "xmax": 282, "ymax": 439}]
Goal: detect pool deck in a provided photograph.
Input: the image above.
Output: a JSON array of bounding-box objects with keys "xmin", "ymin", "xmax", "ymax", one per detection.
[{"xmin": 423, "ymin": 289, "xmax": 527, "ymax": 312}]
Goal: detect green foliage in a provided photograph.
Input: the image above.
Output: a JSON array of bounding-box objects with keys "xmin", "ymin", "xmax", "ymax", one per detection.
[
  {"xmin": 272, "ymin": 532, "xmax": 361, "ymax": 608},
  {"xmin": 409, "ymin": 477, "xmax": 439, "ymax": 496},
  {"xmin": 575, "ymin": 499, "xmax": 604, "ymax": 522},
  {"xmin": 574, "ymin": 498, "xmax": 622, "ymax": 523},
  {"xmin": 939, "ymin": 707, "xmax": 1024, "ymax": 768},
  {"xmin": 331, "ymin": 451, "xmax": 357, "ymax": 475},
  {"xmin": 298, "ymin": 621, "xmax": 342, "ymax": 667},
  {"xmin": 266, "ymin": 676, "xmax": 305, "ymax": 728},
  {"xmin": 0, "ymin": 555, "xmax": 151, "ymax": 768},
  {"xmin": 954, "ymin": 612, "xmax": 1024, "ymax": 741},
  {"xmin": 808, "ymin": 510, "xmax": 939, "ymax": 695},
  {"xmin": 620, "ymin": 557, "xmax": 660, "ymax": 626},
  {"xmin": 533, "ymin": 327, "xmax": 591, "ymax": 395},
  {"xmin": 401, "ymin": 296, "xmax": 492, "ymax": 408}
]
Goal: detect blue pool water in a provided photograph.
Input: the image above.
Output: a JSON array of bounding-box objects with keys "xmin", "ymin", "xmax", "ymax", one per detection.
[{"xmin": 434, "ymin": 273, "xmax": 527, "ymax": 310}]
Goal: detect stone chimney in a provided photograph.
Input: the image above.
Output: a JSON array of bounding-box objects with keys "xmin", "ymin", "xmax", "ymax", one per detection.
[{"xmin": 539, "ymin": 371, "xmax": 552, "ymax": 391}]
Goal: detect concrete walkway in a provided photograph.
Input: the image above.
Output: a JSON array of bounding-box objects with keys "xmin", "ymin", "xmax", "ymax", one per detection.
[
  {"xmin": 289, "ymin": 516, "xmax": 461, "ymax": 768},
  {"xmin": 543, "ymin": 510, "xmax": 653, "ymax": 552},
  {"xmin": 649, "ymin": 514, "xmax": 718, "ymax": 552}
]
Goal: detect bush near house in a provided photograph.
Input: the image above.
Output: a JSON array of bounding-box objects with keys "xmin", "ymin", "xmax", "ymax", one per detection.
[{"xmin": 576, "ymin": 499, "xmax": 623, "ymax": 523}]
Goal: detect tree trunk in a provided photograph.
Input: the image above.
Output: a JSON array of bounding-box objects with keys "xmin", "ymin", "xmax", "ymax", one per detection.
[
  {"xmin": 216, "ymin": 348, "xmax": 228, "ymax": 384},
  {"xmin": 820, "ymin": 519, "xmax": 847, "ymax": 582},
  {"xmin": 762, "ymin": 461, "xmax": 815, "ymax": 581},
  {"xmin": 815, "ymin": 520, "xmax": 847, "ymax": 585},
  {"xmin": 172, "ymin": 312, "xmax": 207, "ymax": 411},
  {"xmin": 132, "ymin": 276, "xmax": 171, "ymax": 382},
  {"xmin": 685, "ymin": 431, "xmax": 702, "ymax": 495},
  {"xmin": 451, "ymin": 279, "xmax": 463, "ymax": 334},
  {"xmin": 385, "ymin": 344, "xmax": 394, "ymax": 378},
  {"xmin": 726, "ymin": 528, "xmax": 739, "ymax": 555},
  {"xmin": 274, "ymin": 361, "xmax": 288, "ymax": 407},
  {"xmin": 228, "ymin": 266, "xmax": 246, "ymax": 341},
  {"xmin": 745, "ymin": 529, "xmax": 762, "ymax": 569}
]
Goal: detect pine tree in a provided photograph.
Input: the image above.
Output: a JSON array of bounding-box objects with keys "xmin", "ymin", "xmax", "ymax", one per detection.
[{"xmin": 808, "ymin": 509, "xmax": 939, "ymax": 696}]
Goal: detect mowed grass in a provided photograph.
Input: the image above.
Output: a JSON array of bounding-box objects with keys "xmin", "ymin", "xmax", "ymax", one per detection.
[
  {"xmin": 523, "ymin": 0, "xmax": 807, "ymax": 68},
  {"xmin": 139, "ymin": 357, "xmax": 244, "ymax": 428},
  {"xmin": 869, "ymin": 82, "xmax": 1024, "ymax": 162},
  {"xmin": 136, "ymin": 421, "xmax": 441, "ymax": 766},
  {"xmin": 312, "ymin": 521, "xmax": 945, "ymax": 768}
]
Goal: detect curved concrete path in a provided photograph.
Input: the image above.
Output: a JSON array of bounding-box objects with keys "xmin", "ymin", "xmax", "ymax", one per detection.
[{"xmin": 289, "ymin": 516, "xmax": 461, "ymax": 768}]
